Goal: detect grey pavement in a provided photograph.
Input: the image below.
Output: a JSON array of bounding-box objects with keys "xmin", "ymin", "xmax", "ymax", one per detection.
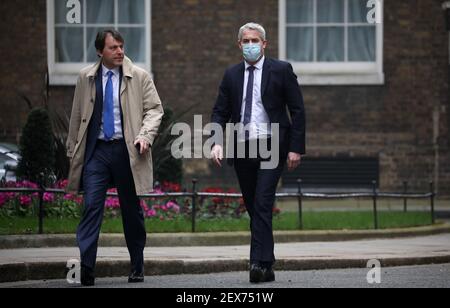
[
  {"xmin": 2, "ymin": 224, "xmax": 450, "ymax": 249},
  {"xmin": 2, "ymin": 263, "xmax": 450, "ymax": 288},
  {"xmin": 2, "ymin": 234, "xmax": 450, "ymax": 264},
  {"xmin": 0, "ymin": 234, "xmax": 450, "ymax": 265},
  {"xmin": 1, "ymin": 234, "xmax": 450, "ymax": 283}
]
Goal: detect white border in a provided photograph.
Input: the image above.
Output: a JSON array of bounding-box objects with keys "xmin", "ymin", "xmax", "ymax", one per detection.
[
  {"xmin": 47, "ymin": 0, "xmax": 152, "ymax": 85},
  {"xmin": 279, "ymin": 0, "xmax": 384, "ymax": 85}
]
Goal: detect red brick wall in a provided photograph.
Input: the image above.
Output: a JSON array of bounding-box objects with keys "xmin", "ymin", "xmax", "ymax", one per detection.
[
  {"xmin": 0, "ymin": 0, "xmax": 448, "ymax": 193},
  {"xmin": 0, "ymin": 0, "xmax": 48, "ymax": 143}
]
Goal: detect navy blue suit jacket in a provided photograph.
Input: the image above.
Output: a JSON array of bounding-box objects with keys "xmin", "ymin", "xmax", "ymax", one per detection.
[
  {"xmin": 211, "ymin": 57, "xmax": 306, "ymax": 156},
  {"xmin": 85, "ymin": 65, "xmax": 124, "ymax": 165}
]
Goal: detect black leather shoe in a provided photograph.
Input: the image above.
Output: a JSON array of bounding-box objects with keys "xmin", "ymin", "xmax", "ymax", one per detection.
[
  {"xmin": 81, "ymin": 266, "xmax": 95, "ymax": 287},
  {"xmin": 128, "ymin": 270, "xmax": 145, "ymax": 283},
  {"xmin": 250, "ymin": 264, "xmax": 275, "ymax": 284}
]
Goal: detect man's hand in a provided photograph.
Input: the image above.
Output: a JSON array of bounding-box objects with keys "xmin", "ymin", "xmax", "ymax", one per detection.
[
  {"xmin": 287, "ymin": 152, "xmax": 302, "ymax": 172},
  {"xmin": 211, "ymin": 145, "xmax": 224, "ymax": 167},
  {"xmin": 134, "ymin": 139, "xmax": 150, "ymax": 155}
]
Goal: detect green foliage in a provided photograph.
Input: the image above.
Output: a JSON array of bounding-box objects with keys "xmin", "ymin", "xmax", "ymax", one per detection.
[
  {"xmin": 152, "ymin": 107, "xmax": 184, "ymax": 184},
  {"xmin": 16, "ymin": 108, "xmax": 56, "ymax": 185}
]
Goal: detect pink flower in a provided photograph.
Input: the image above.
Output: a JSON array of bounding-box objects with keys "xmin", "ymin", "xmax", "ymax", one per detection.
[
  {"xmin": 166, "ymin": 201, "xmax": 178, "ymax": 209},
  {"xmin": 162, "ymin": 182, "xmax": 181, "ymax": 192},
  {"xmin": 105, "ymin": 197, "xmax": 120, "ymax": 209},
  {"xmin": 107, "ymin": 188, "xmax": 118, "ymax": 194},
  {"xmin": 75, "ymin": 197, "xmax": 84, "ymax": 205},
  {"xmin": 140, "ymin": 200, "xmax": 150, "ymax": 211},
  {"xmin": 146, "ymin": 209, "xmax": 157, "ymax": 218},
  {"xmin": 159, "ymin": 215, "xmax": 164, "ymax": 221},
  {"xmin": 18, "ymin": 181, "xmax": 38, "ymax": 189},
  {"xmin": 0, "ymin": 194, "xmax": 7, "ymax": 207},
  {"xmin": 161, "ymin": 205, "xmax": 168, "ymax": 212},
  {"xmin": 0, "ymin": 192, "xmax": 16, "ymax": 206},
  {"xmin": 172, "ymin": 204, "xmax": 180, "ymax": 213},
  {"xmin": 43, "ymin": 192, "xmax": 55, "ymax": 203},
  {"xmin": 20, "ymin": 195, "xmax": 32, "ymax": 206},
  {"xmin": 64, "ymin": 194, "xmax": 74, "ymax": 201},
  {"xmin": 152, "ymin": 188, "xmax": 164, "ymax": 195},
  {"xmin": 55, "ymin": 180, "xmax": 69, "ymax": 189}
]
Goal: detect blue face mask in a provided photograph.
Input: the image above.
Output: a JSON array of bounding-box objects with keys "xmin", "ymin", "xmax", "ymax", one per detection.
[{"xmin": 242, "ymin": 43, "xmax": 262, "ymax": 63}]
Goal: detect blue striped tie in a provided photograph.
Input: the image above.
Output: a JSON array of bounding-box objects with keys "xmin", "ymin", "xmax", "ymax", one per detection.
[{"xmin": 103, "ymin": 71, "xmax": 115, "ymax": 140}]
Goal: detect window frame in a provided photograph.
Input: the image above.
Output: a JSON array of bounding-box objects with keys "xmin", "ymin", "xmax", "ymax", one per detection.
[
  {"xmin": 279, "ymin": 0, "xmax": 384, "ymax": 85},
  {"xmin": 47, "ymin": 0, "xmax": 152, "ymax": 85}
]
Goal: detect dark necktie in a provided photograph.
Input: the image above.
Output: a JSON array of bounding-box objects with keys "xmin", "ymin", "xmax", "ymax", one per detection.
[
  {"xmin": 243, "ymin": 66, "xmax": 256, "ymax": 126},
  {"xmin": 103, "ymin": 71, "xmax": 115, "ymax": 140}
]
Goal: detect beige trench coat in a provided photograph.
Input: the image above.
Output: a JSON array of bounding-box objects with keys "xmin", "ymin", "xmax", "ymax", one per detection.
[{"xmin": 66, "ymin": 57, "xmax": 164, "ymax": 195}]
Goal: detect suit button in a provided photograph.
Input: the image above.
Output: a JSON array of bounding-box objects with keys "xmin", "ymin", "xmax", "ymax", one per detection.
[
  {"xmin": 82, "ymin": 119, "xmax": 87, "ymax": 123},
  {"xmin": 91, "ymin": 98, "xmax": 94, "ymax": 103}
]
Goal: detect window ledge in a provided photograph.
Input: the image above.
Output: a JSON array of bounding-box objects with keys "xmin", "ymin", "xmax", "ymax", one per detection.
[
  {"xmin": 49, "ymin": 69, "xmax": 154, "ymax": 86},
  {"xmin": 49, "ymin": 73, "xmax": 79, "ymax": 86},
  {"xmin": 297, "ymin": 72, "xmax": 385, "ymax": 86}
]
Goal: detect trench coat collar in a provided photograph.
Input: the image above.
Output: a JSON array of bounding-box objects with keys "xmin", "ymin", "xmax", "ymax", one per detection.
[{"xmin": 86, "ymin": 56, "xmax": 134, "ymax": 79}]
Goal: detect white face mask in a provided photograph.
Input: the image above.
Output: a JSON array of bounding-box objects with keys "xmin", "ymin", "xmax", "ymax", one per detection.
[{"xmin": 242, "ymin": 43, "xmax": 262, "ymax": 62}]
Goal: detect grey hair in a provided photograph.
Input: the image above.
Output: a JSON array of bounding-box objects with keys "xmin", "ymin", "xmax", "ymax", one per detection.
[{"xmin": 238, "ymin": 22, "xmax": 266, "ymax": 41}]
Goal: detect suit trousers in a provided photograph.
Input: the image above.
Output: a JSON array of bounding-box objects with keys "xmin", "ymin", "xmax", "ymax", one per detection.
[
  {"xmin": 77, "ymin": 139, "xmax": 146, "ymax": 272},
  {"xmin": 233, "ymin": 139, "xmax": 287, "ymax": 265}
]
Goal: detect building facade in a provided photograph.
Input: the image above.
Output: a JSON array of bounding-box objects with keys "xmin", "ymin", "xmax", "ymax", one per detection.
[{"xmin": 0, "ymin": 0, "xmax": 449, "ymax": 193}]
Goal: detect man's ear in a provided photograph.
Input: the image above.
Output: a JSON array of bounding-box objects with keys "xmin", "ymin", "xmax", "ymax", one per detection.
[{"xmin": 262, "ymin": 40, "xmax": 268, "ymax": 50}]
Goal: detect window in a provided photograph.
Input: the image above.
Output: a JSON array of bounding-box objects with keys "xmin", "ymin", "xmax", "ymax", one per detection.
[
  {"xmin": 47, "ymin": 0, "xmax": 151, "ymax": 85},
  {"xmin": 279, "ymin": 0, "xmax": 384, "ymax": 85},
  {"xmin": 282, "ymin": 157, "xmax": 379, "ymax": 190}
]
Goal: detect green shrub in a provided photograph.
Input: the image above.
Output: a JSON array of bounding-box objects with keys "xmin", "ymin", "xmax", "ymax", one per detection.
[
  {"xmin": 16, "ymin": 108, "xmax": 56, "ymax": 186},
  {"xmin": 153, "ymin": 107, "xmax": 183, "ymax": 183}
]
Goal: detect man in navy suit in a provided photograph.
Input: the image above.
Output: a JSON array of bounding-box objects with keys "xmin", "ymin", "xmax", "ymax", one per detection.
[
  {"xmin": 67, "ymin": 30, "xmax": 164, "ymax": 286},
  {"xmin": 210, "ymin": 23, "xmax": 306, "ymax": 284}
]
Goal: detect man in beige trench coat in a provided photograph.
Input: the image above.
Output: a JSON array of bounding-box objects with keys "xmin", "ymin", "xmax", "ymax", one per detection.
[{"xmin": 66, "ymin": 29, "xmax": 164, "ymax": 286}]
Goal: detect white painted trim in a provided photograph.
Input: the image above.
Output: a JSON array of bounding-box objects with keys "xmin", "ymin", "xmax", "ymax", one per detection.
[
  {"xmin": 293, "ymin": 62, "xmax": 378, "ymax": 74},
  {"xmin": 443, "ymin": 1, "xmax": 450, "ymax": 10},
  {"xmin": 46, "ymin": 0, "xmax": 55, "ymax": 83},
  {"xmin": 146, "ymin": 0, "xmax": 152, "ymax": 75},
  {"xmin": 279, "ymin": 0, "xmax": 286, "ymax": 60},
  {"xmin": 299, "ymin": 73, "xmax": 384, "ymax": 86},
  {"xmin": 279, "ymin": 0, "xmax": 385, "ymax": 86},
  {"xmin": 47, "ymin": 0, "xmax": 152, "ymax": 86}
]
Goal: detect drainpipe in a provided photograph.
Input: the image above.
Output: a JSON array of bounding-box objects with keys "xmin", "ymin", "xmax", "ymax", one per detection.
[
  {"xmin": 444, "ymin": 3, "xmax": 450, "ymax": 63},
  {"xmin": 433, "ymin": 108, "xmax": 440, "ymax": 195},
  {"xmin": 438, "ymin": 2, "xmax": 450, "ymax": 194}
]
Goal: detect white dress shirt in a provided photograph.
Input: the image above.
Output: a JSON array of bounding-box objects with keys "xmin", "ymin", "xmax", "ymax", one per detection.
[
  {"xmin": 98, "ymin": 64, "xmax": 124, "ymax": 140},
  {"xmin": 239, "ymin": 56, "xmax": 272, "ymax": 142}
]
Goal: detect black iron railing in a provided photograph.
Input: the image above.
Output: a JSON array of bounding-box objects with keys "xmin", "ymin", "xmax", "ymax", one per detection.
[{"xmin": 0, "ymin": 179, "xmax": 436, "ymax": 234}]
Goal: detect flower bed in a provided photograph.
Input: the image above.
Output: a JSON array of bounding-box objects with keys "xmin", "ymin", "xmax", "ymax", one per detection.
[{"xmin": 0, "ymin": 180, "xmax": 282, "ymax": 221}]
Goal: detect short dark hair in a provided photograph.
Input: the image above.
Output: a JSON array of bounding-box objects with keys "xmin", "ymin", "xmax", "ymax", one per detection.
[{"xmin": 95, "ymin": 29, "xmax": 125, "ymax": 52}]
